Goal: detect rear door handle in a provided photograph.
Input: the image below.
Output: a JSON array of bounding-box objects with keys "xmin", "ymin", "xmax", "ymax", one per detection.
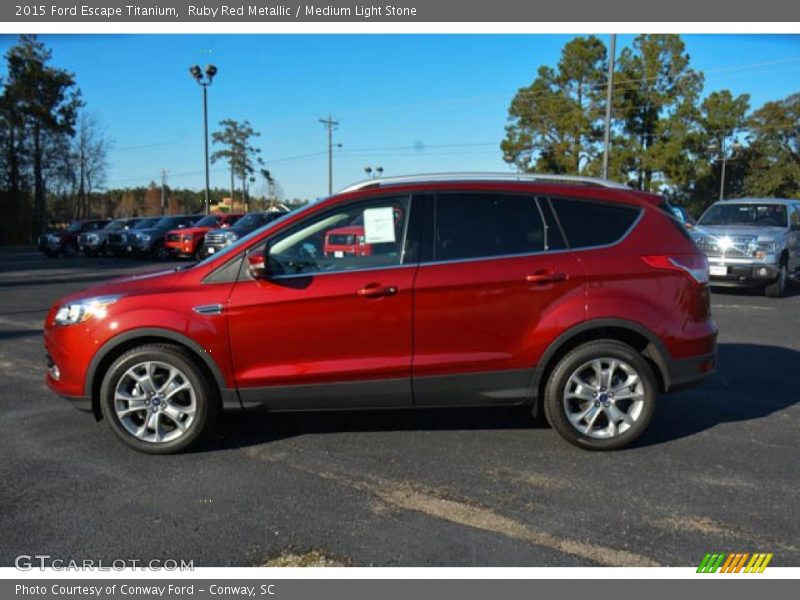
[
  {"xmin": 356, "ymin": 283, "xmax": 398, "ymax": 298},
  {"xmin": 525, "ymin": 271, "xmax": 568, "ymax": 284}
]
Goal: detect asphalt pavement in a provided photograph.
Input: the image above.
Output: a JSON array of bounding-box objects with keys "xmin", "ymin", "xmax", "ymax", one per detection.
[{"xmin": 0, "ymin": 246, "xmax": 797, "ymax": 567}]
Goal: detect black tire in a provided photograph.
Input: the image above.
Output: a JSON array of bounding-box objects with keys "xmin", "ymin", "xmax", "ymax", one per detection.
[
  {"xmin": 62, "ymin": 242, "xmax": 78, "ymax": 258},
  {"xmin": 764, "ymin": 262, "xmax": 788, "ymax": 298},
  {"xmin": 99, "ymin": 344, "xmax": 220, "ymax": 454},
  {"xmin": 543, "ymin": 340, "xmax": 657, "ymax": 451},
  {"xmin": 193, "ymin": 241, "xmax": 205, "ymax": 261}
]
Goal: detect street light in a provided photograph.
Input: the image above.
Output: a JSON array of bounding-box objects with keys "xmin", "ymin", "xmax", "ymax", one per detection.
[
  {"xmin": 708, "ymin": 138, "xmax": 742, "ymax": 201},
  {"xmin": 189, "ymin": 64, "xmax": 218, "ymax": 215},
  {"xmin": 364, "ymin": 166, "xmax": 384, "ymax": 179}
]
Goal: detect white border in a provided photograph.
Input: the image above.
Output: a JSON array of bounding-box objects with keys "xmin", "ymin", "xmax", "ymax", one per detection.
[
  {"xmin": 2, "ymin": 567, "xmax": 799, "ymax": 579},
  {"xmin": 0, "ymin": 19, "xmax": 797, "ymax": 581},
  {"xmin": 0, "ymin": 22, "xmax": 799, "ymax": 34}
]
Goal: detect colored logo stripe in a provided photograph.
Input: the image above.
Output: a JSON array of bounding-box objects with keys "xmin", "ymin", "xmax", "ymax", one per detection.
[{"xmin": 697, "ymin": 553, "xmax": 773, "ymax": 573}]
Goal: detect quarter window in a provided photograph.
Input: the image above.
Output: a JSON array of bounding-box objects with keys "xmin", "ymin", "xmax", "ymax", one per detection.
[
  {"xmin": 268, "ymin": 196, "xmax": 411, "ymax": 276},
  {"xmin": 551, "ymin": 198, "xmax": 640, "ymax": 248},
  {"xmin": 433, "ymin": 193, "xmax": 546, "ymax": 261}
]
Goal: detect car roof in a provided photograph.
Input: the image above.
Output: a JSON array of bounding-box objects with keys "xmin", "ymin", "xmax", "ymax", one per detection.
[
  {"xmin": 338, "ymin": 172, "xmax": 630, "ymax": 194},
  {"xmin": 712, "ymin": 198, "xmax": 797, "ymax": 206}
]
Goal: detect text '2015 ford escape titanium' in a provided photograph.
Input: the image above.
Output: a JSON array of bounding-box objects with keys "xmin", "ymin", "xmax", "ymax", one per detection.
[{"xmin": 44, "ymin": 174, "xmax": 717, "ymax": 454}]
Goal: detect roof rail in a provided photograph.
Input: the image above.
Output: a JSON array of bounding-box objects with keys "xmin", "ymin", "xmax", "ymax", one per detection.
[{"xmin": 338, "ymin": 172, "xmax": 630, "ymax": 194}]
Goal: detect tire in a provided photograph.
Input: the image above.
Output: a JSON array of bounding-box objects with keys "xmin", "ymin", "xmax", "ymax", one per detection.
[
  {"xmin": 62, "ymin": 243, "xmax": 78, "ymax": 258},
  {"xmin": 153, "ymin": 241, "xmax": 169, "ymax": 261},
  {"xmin": 99, "ymin": 344, "xmax": 220, "ymax": 454},
  {"xmin": 193, "ymin": 241, "xmax": 205, "ymax": 261},
  {"xmin": 543, "ymin": 340, "xmax": 657, "ymax": 451},
  {"xmin": 764, "ymin": 262, "xmax": 788, "ymax": 298}
]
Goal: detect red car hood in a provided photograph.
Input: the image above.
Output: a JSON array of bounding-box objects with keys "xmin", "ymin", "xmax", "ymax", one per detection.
[
  {"xmin": 167, "ymin": 226, "xmax": 213, "ymax": 237},
  {"xmin": 54, "ymin": 267, "xmax": 187, "ymax": 306}
]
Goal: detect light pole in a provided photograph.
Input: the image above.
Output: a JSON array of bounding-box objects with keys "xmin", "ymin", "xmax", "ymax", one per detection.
[
  {"xmin": 364, "ymin": 166, "xmax": 384, "ymax": 179},
  {"xmin": 319, "ymin": 115, "xmax": 340, "ymax": 195},
  {"xmin": 709, "ymin": 138, "xmax": 742, "ymax": 201},
  {"xmin": 190, "ymin": 64, "xmax": 217, "ymax": 215}
]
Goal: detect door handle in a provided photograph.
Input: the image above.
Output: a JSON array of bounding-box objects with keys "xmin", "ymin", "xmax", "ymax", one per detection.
[
  {"xmin": 525, "ymin": 271, "xmax": 568, "ymax": 284},
  {"xmin": 356, "ymin": 283, "xmax": 398, "ymax": 298}
]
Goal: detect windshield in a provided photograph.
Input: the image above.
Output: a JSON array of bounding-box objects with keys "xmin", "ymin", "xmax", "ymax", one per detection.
[
  {"xmin": 103, "ymin": 219, "xmax": 127, "ymax": 231},
  {"xmin": 132, "ymin": 218, "xmax": 160, "ymax": 229},
  {"xmin": 66, "ymin": 222, "xmax": 83, "ymax": 233},
  {"xmin": 193, "ymin": 214, "xmax": 221, "ymax": 228},
  {"xmin": 155, "ymin": 216, "xmax": 192, "ymax": 230},
  {"xmin": 698, "ymin": 203, "xmax": 788, "ymax": 228},
  {"xmin": 235, "ymin": 213, "xmax": 269, "ymax": 229}
]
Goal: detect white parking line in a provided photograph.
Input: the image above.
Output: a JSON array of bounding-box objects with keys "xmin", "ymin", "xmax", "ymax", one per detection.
[{"xmin": 711, "ymin": 304, "xmax": 773, "ymax": 311}]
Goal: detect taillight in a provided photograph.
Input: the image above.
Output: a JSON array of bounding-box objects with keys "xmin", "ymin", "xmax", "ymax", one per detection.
[{"xmin": 642, "ymin": 254, "xmax": 710, "ymax": 285}]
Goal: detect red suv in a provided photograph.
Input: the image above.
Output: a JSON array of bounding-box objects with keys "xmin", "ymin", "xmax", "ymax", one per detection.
[
  {"xmin": 44, "ymin": 174, "xmax": 717, "ymax": 454},
  {"xmin": 164, "ymin": 213, "xmax": 243, "ymax": 259}
]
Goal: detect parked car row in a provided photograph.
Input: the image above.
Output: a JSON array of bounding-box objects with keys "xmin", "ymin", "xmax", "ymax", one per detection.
[{"xmin": 38, "ymin": 211, "xmax": 288, "ymax": 260}]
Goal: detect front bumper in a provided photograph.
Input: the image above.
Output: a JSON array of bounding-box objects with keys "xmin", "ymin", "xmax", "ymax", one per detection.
[
  {"xmin": 202, "ymin": 242, "xmax": 230, "ymax": 257},
  {"xmin": 165, "ymin": 240, "xmax": 197, "ymax": 256},
  {"xmin": 707, "ymin": 258, "xmax": 779, "ymax": 287},
  {"xmin": 79, "ymin": 240, "xmax": 102, "ymax": 251}
]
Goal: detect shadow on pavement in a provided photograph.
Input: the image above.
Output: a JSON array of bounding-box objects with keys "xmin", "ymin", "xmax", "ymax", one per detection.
[{"xmin": 203, "ymin": 342, "xmax": 799, "ymax": 452}]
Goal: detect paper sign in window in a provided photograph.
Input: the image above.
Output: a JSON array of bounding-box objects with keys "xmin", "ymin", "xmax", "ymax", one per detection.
[{"xmin": 363, "ymin": 207, "xmax": 396, "ymax": 244}]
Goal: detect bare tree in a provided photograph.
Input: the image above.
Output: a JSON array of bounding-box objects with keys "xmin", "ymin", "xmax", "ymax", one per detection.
[{"xmin": 72, "ymin": 111, "xmax": 111, "ymax": 218}]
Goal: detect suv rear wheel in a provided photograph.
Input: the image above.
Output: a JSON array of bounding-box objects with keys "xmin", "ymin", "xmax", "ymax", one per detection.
[
  {"xmin": 543, "ymin": 340, "xmax": 657, "ymax": 450},
  {"xmin": 99, "ymin": 344, "xmax": 219, "ymax": 454}
]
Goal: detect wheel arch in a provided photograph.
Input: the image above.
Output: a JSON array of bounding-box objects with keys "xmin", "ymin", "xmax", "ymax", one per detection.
[
  {"xmin": 531, "ymin": 318, "xmax": 671, "ymax": 414},
  {"xmin": 85, "ymin": 328, "xmax": 238, "ymax": 420}
]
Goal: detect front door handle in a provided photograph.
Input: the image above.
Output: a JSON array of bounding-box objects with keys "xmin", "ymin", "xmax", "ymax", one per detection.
[
  {"xmin": 525, "ymin": 270, "xmax": 568, "ymax": 284},
  {"xmin": 356, "ymin": 283, "xmax": 398, "ymax": 298}
]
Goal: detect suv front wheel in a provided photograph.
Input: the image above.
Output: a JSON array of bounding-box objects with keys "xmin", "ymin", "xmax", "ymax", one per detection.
[
  {"xmin": 99, "ymin": 344, "xmax": 219, "ymax": 454},
  {"xmin": 544, "ymin": 340, "xmax": 657, "ymax": 450}
]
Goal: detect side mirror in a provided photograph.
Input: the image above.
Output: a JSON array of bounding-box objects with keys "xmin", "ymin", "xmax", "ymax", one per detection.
[
  {"xmin": 247, "ymin": 253, "xmax": 267, "ymax": 279},
  {"xmin": 247, "ymin": 249, "xmax": 269, "ymax": 279}
]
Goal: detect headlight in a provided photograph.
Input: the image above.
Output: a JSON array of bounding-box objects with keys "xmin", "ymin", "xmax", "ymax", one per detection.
[
  {"xmin": 139, "ymin": 234, "xmax": 151, "ymax": 242},
  {"xmin": 49, "ymin": 234, "xmax": 62, "ymax": 242},
  {"xmin": 87, "ymin": 234, "xmax": 98, "ymax": 242},
  {"xmin": 754, "ymin": 241, "xmax": 778, "ymax": 259},
  {"xmin": 224, "ymin": 231, "xmax": 239, "ymax": 242},
  {"xmin": 54, "ymin": 295, "xmax": 121, "ymax": 326}
]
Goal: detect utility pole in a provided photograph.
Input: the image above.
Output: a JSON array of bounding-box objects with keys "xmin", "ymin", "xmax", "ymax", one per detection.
[
  {"xmin": 160, "ymin": 169, "xmax": 168, "ymax": 215},
  {"xmin": 319, "ymin": 115, "xmax": 339, "ymax": 195},
  {"xmin": 602, "ymin": 34, "xmax": 617, "ymax": 180}
]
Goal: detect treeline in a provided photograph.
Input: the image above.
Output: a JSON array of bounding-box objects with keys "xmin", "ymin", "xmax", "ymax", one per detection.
[
  {"xmin": 502, "ymin": 34, "xmax": 800, "ymax": 213},
  {"xmin": 0, "ymin": 35, "xmax": 107, "ymax": 244},
  {"xmin": 71, "ymin": 184, "xmax": 306, "ymax": 222}
]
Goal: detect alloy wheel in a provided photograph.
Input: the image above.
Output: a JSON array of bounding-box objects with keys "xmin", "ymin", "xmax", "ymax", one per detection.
[
  {"xmin": 562, "ymin": 357, "xmax": 645, "ymax": 439},
  {"xmin": 113, "ymin": 361, "xmax": 197, "ymax": 443}
]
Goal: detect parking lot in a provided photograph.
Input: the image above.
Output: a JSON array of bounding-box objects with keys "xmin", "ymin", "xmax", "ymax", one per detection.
[{"xmin": 0, "ymin": 245, "xmax": 798, "ymax": 567}]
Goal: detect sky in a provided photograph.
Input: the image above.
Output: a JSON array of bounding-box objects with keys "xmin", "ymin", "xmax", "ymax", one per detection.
[{"xmin": 0, "ymin": 34, "xmax": 798, "ymax": 200}]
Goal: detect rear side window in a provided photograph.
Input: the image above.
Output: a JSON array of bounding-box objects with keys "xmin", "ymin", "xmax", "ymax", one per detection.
[
  {"xmin": 551, "ymin": 198, "xmax": 640, "ymax": 248},
  {"xmin": 434, "ymin": 193, "xmax": 546, "ymax": 261}
]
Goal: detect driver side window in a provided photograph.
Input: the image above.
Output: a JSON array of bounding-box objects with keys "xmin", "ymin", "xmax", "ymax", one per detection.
[{"xmin": 268, "ymin": 196, "xmax": 411, "ymax": 277}]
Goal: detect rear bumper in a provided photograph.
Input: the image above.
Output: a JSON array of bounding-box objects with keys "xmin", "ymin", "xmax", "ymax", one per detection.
[{"xmin": 664, "ymin": 350, "xmax": 717, "ymax": 392}]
